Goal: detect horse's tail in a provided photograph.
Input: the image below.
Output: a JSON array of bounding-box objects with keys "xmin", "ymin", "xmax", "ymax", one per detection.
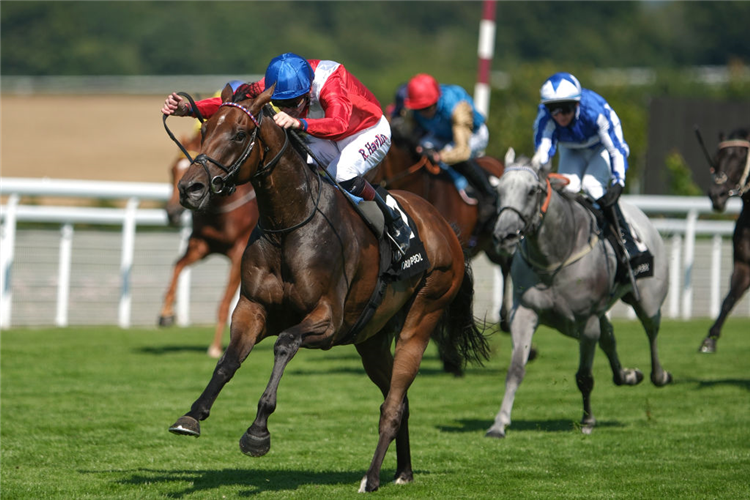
[{"xmin": 432, "ymin": 256, "xmax": 492, "ymax": 371}]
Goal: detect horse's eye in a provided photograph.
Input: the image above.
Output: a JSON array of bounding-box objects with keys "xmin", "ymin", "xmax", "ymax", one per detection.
[{"xmin": 234, "ymin": 131, "xmax": 247, "ymax": 142}]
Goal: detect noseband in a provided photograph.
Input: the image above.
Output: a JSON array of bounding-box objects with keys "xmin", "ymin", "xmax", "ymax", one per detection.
[{"xmin": 713, "ymin": 139, "xmax": 750, "ymax": 197}]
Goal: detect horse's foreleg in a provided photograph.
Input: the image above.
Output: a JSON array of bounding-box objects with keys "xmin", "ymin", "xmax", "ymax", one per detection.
[
  {"xmin": 576, "ymin": 316, "xmax": 600, "ymax": 434},
  {"xmin": 207, "ymin": 251, "xmax": 243, "ymax": 358},
  {"xmin": 701, "ymin": 262, "xmax": 750, "ymax": 353},
  {"xmin": 359, "ymin": 311, "xmax": 437, "ymax": 493},
  {"xmin": 240, "ymin": 305, "xmax": 335, "ymax": 457},
  {"xmin": 499, "ymin": 261, "xmax": 512, "ymax": 333},
  {"xmin": 486, "ymin": 305, "xmax": 538, "ymax": 439},
  {"xmin": 159, "ymin": 238, "xmax": 207, "ymax": 327},
  {"xmin": 169, "ymin": 297, "xmax": 264, "ymax": 437},
  {"xmin": 598, "ymin": 315, "xmax": 643, "ymax": 386}
]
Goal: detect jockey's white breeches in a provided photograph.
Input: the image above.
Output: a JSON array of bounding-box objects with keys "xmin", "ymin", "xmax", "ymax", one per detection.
[
  {"xmin": 301, "ymin": 115, "xmax": 391, "ymax": 182},
  {"xmin": 558, "ymin": 143, "xmax": 612, "ymax": 200}
]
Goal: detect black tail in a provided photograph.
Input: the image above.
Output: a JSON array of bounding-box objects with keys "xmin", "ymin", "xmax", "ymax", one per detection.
[{"xmin": 433, "ymin": 257, "xmax": 492, "ymax": 372}]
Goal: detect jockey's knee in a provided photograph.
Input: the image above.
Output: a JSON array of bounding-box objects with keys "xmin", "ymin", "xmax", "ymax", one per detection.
[
  {"xmin": 561, "ymin": 174, "xmax": 582, "ymax": 194},
  {"xmin": 581, "ymin": 176, "xmax": 606, "ymax": 200}
]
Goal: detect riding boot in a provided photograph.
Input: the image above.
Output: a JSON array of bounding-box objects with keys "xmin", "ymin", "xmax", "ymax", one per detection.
[
  {"xmin": 602, "ymin": 203, "xmax": 644, "ymax": 298},
  {"xmin": 453, "ymin": 159, "xmax": 499, "ymax": 221},
  {"xmin": 341, "ymin": 176, "xmax": 411, "ymax": 259}
]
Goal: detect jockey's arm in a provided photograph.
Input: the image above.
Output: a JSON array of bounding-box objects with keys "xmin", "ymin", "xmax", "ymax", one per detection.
[
  {"xmin": 439, "ymin": 101, "xmax": 473, "ymax": 165},
  {"xmin": 595, "ymin": 110, "xmax": 629, "ymax": 187}
]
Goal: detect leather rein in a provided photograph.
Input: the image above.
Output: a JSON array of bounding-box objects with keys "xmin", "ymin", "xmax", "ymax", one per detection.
[{"xmin": 163, "ymin": 94, "xmax": 322, "ymax": 234}]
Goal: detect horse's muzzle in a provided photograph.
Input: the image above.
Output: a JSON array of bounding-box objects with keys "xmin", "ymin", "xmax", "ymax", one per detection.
[
  {"xmin": 708, "ymin": 185, "xmax": 729, "ymax": 212},
  {"xmin": 178, "ymin": 179, "xmax": 209, "ymax": 211}
]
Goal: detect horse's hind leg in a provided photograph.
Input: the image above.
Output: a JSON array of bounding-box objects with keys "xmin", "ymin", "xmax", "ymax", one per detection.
[
  {"xmin": 355, "ymin": 331, "xmax": 414, "ymax": 487},
  {"xmin": 358, "ymin": 310, "xmax": 438, "ymax": 493},
  {"xmin": 628, "ymin": 303, "xmax": 672, "ymax": 386},
  {"xmin": 700, "ymin": 262, "xmax": 750, "ymax": 353},
  {"xmin": 169, "ymin": 297, "xmax": 264, "ymax": 437},
  {"xmin": 598, "ymin": 315, "xmax": 643, "ymax": 386},
  {"xmin": 207, "ymin": 251, "xmax": 242, "ymax": 358},
  {"xmin": 159, "ymin": 238, "xmax": 207, "ymax": 327}
]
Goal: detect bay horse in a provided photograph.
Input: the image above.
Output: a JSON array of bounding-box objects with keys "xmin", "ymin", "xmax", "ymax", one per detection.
[
  {"xmin": 487, "ymin": 149, "xmax": 672, "ymax": 437},
  {"xmin": 367, "ymin": 120, "xmax": 512, "ymax": 332},
  {"xmin": 699, "ymin": 127, "xmax": 750, "ymax": 353},
  {"xmin": 168, "ymin": 84, "xmax": 489, "ymax": 492},
  {"xmin": 159, "ymin": 131, "xmax": 259, "ymax": 358}
]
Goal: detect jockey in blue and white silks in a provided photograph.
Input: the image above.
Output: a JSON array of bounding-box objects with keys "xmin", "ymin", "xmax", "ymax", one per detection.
[{"xmin": 532, "ymin": 72, "xmax": 629, "ymax": 202}]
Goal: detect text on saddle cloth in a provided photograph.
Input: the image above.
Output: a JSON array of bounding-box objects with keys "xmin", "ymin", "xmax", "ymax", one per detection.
[{"xmin": 376, "ymin": 186, "xmax": 431, "ymax": 281}]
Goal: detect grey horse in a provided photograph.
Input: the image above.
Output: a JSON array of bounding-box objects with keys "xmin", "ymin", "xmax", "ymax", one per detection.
[{"xmin": 487, "ymin": 149, "xmax": 672, "ymax": 437}]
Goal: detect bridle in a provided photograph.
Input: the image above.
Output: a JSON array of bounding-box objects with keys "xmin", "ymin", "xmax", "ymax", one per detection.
[
  {"xmin": 496, "ymin": 166, "xmax": 552, "ymax": 239},
  {"xmin": 713, "ymin": 139, "xmax": 750, "ymax": 197}
]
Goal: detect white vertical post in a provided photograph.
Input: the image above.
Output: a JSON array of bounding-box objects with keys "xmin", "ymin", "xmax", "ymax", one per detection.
[
  {"xmin": 119, "ymin": 197, "xmax": 139, "ymax": 328},
  {"xmin": 668, "ymin": 234, "xmax": 681, "ymax": 319},
  {"xmin": 55, "ymin": 223, "xmax": 74, "ymax": 327},
  {"xmin": 0, "ymin": 194, "xmax": 19, "ymax": 329},
  {"xmin": 710, "ymin": 234, "xmax": 722, "ymax": 319},
  {"xmin": 681, "ymin": 209, "xmax": 698, "ymax": 320},
  {"xmin": 474, "ymin": 0, "xmax": 496, "ymax": 118},
  {"xmin": 176, "ymin": 214, "xmax": 192, "ymax": 327},
  {"xmin": 491, "ymin": 266, "xmax": 503, "ymax": 323}
]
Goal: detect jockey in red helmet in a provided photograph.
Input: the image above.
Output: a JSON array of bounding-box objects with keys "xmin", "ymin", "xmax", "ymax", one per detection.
[
  {"xmin": 161, "ymin": 53, "xmax": 410, "ymax": 258},
  {"xmin": 400, "ymin": 73, "xmax": 497, "ymax": 219}
]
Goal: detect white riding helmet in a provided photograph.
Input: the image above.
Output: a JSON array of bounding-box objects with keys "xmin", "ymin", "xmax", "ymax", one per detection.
[{"xmin": 540, "ymin": 72, "xmax": 582, "ymax": 104}]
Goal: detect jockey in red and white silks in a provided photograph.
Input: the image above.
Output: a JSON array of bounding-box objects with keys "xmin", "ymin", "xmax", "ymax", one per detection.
[{"xmin": 178, "ymin": 57, "xmax": 391, "ymax": 185}]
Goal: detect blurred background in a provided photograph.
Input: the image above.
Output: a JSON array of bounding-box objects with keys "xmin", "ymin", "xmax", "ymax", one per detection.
[{"xmin": 2, "ymin": 1, "xmax": 749, "ymax": 327}]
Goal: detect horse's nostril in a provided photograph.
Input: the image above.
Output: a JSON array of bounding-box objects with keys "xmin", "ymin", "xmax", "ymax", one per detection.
[{"xmin": 187, "ymin": 182, "xmax": 205, "ymax": 195}]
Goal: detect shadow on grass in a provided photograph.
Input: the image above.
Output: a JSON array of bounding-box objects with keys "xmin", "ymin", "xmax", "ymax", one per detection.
[
  {"xmin": 678, "ymin": 377, "xmax": 750, "ymax": 392},
  {"xmin": 102, "ymin": 467, "xmax": 406, "ymax": 497},
  {"xmin": 437, "ymin": 418, "xmax": 625, "ymax": 434},
  {"xmin": 137, "ymin": 345, "xmax": 209, "ymax": 355}
]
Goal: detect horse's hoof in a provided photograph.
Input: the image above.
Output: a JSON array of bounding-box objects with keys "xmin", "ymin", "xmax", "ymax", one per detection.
[
  {"xmin": 699, "ymin": 337, "xmax": 717, "ymax": 353},
  {"xmin": 393, "ymin": 471, "xmax": 413, "ymax": 485},
  {"xmin": 158, "ymin": 315, "xmax": 175, "ymax": 327},
  {"xmin": 485, "ymin": 427, "xmax": 506, "ymax": 439},
  {"xmin": 169, "ymin": 416, "xmax": 200, "ymax": 437},
  {"xmin": 207, "ymin": 345, "xmax": 223, "ymax": 359},
  {"xmin": 581, "ymin": 424, "xmax": 594, "ymax": 435},
  {"xmin": 652, "ymin": 371, "xmax": 673, "ymax": 387},
  {"xmin": 239, "ymin": 429, "xmax": 271, "ymax": 457},
  {"xmin": 580, "ymin": 417, "xmax": 596, "ymax": 435},
  {"xmin": 359, "ymin": 476, "xmax": 379, "ymax": 493}
]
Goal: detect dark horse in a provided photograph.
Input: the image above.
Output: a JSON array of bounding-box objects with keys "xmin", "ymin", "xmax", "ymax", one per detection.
[
  {"xmin": 169, "ymin": 84, "xmax": 489, "ymax": 492},
  {"xmin": 699, "ymin": 127, "xmax": 750, "ymax": 353},
  {"xmin": 367, "ymin": 122, "xmax": 512, "ymax": 332},
  {"xmin": 159, "ymin": 131, "xmax": 259, "ymax": 358}
]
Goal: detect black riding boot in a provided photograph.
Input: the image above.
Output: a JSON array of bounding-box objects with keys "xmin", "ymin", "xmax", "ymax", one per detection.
[
  {"xmin": 340, "ymin": 176, "xmax": 411, "ymax": 259},
  {"xmin": 453, "ymin": 159, "xmax": 499, "ymax": 220}
]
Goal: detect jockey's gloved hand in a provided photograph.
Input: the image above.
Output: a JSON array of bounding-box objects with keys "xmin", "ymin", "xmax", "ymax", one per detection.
[
  {"xmin": 597, "ymin": 183, "xmax": 623, "ymax": 209},
  {"xmin": 421, "ymin": 147, "xmax": 441, "ymax": 164}
]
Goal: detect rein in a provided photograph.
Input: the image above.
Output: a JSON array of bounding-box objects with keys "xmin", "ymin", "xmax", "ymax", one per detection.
[
  {"xmin": 380, "ymin": 155, "xmax": 441, "ymax": 188},
  {"xmin": 714, "ymin": 139, "xmax": 750, "ymax": 197}
]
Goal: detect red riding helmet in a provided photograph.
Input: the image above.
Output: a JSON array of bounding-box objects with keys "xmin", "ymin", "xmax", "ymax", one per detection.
[{"xmin": 404, "ymin": 74, "xmax": 441, "ymax": 110}]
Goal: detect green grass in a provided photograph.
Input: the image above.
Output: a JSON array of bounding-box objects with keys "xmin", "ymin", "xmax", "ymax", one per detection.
[{"xmin": 2, "ymin": 318, "xmax": 749, "ymax": 499}]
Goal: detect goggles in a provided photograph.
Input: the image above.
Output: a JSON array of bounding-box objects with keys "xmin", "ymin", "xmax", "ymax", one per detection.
[
  {"xmin": 272, "ymin": 95, "xmax": 307, "ymax": 111},
  {"xmin": 546, "ymin": 103, "xmax": 575, "ymax": 117}
]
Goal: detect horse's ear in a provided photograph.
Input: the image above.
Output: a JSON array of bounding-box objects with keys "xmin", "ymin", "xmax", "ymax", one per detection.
[
  {"xmin": 504, "ymin": 148, "xmax": 516, "ymax": 166},
  {"xmin": 220, "ymin": 83, "xmax": 234, "ymax": 103}
]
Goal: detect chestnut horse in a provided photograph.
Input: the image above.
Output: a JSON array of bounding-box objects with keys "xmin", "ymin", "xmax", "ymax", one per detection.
[
  {"xmin": 159, "ymin": 131, "xmax": 259, "ymax": 358},
  {"xmin": 168, "ymin": 84, "xmax": 489, "ymax": 492},
  {"xmin": 699, "ymin": 127, "xmax": 750, "ymax": 353},
  {"xmin": 368, "ymin": 123, "xmax": 512, "ymax": 332}
]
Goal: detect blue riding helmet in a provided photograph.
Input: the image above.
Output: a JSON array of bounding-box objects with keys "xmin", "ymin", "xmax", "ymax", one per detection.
[
  {"xmin": 264, "ymin": 53, "xmax": 314, "ymax": 100},
  {"xmin": 540, "ymin": 72, "xmax": 582, "ymax": 104}
]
